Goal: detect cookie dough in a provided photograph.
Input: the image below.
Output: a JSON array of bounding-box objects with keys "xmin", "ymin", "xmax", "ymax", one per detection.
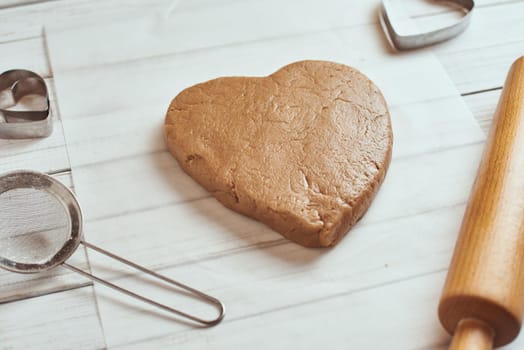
[{"xmin": 164, "ymin": 60, "xmax": 392, "ymax": 247}]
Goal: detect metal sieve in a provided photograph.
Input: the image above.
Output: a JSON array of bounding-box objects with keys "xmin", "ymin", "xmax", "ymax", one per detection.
[{"xmin": 0, "ymin": 170, "xmax": 225, "ymax": 326}]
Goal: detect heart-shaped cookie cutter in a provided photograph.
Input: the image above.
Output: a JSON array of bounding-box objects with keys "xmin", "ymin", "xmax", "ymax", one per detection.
[
  {"xmin": 380, "ymin": 0, "xmax": 474, "ymax": 50},
  {"xmin": 0, "ymin": 69, "xmax": 52, "ymax": 139}
]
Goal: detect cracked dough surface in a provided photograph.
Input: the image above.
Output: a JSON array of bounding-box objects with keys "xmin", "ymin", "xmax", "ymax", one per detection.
[{"xmin": 164, "ymin": 60, "xmax": 392, "ymax": 247}]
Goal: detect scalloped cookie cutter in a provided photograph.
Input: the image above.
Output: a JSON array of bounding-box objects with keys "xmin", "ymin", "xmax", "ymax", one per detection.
[
  {"xmin": 380, "ymin": 0, "xmax": 475, "ymax": 50},
  {"xmin": 0, "ymin": 69, "xmax": 52, "ymax": 139}
]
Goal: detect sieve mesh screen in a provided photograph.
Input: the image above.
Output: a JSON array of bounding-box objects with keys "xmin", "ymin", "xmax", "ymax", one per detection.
[{"xmin": 0, "ymin": 187, "xmax": 71, "ymax": 265}]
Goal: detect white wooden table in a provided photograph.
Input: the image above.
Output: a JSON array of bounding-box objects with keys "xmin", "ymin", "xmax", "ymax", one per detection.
[{"xmin": 0, "ymin": 0, "xmax": 523, "ymax": 349}]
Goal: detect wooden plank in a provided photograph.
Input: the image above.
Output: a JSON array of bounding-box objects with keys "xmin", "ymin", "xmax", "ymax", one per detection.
[
  {"xmin": 474, "ymin": 0, "xmax": 524, "ymax": 6},
  {"xmin": 0, "ymin": 0, "xmax": 517, "ymax": 44},
  {"xmin": 0, "ymin": 142, "xmax": 68, "ymax": 173},
  {"xmin": 0, "ymin": 0, "xmax": 365, "ymax": 45},
  {"xmin": 0, "ymin": 249, "xmax": 90, "ymax": 303},
  {"xmin": 0, "ymin": 286, "xmax": 106, "ymax": 350},
  {"xmin": 45, "ymin": 0, "xmax": 380, "ymax": 71},
  {"xmin": 0, "ymin": 36, "xmax": 48, "ymax": 76},
  {"xmin": 0, "ymin": 0, "xmax": 170, "ymax": 43},
  {"xmin": 404, "ymin": 0, "xmax": 524, "ymax": 17},
  {"xmin": 426, "ymin": 2, "xmax": 524, "ymax": 54},
  {"xmin": 108, "ymin": 269, "xmax": 524, "ymax": 350},
  {"xmin": 463, "ymin": 89, "xmax": 501, "ymax": 133},
  {"xmin": 104, "ymin": 272, "xmax": 451, "ymax": 349},
  {"xmin": 439, "ymin": 39, "xmax": 524, "ymax": 93},
  {"xmin": 420, "ymin": 1, "xmax": 524, "ymax": 93},
  {"xmin": 0, "ymin": 0, "xmax": 54, "ymax": 9}
]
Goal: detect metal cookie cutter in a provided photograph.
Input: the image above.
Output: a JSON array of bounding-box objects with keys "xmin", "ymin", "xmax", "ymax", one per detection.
[
  {"xmin": 380, "ymin": 0, "xmax": 475, "ymax": 50},
  {"xmin": 0, "ymin": 69, "xmax": 52, "ymax": 139}
]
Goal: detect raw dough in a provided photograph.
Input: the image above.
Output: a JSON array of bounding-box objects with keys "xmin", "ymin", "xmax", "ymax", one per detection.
[{"xmin": 164, "ymin": 60, "xmax": 392, "ymax": 247}]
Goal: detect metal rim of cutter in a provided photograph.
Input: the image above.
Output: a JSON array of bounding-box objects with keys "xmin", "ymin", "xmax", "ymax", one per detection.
[
  {"xmin": 380, "ymin": 0, "xmax": 475, "ymax": 51},
  {"xmin": 0, "ymin": 69, "xmax": 52, "ymax": 139}
]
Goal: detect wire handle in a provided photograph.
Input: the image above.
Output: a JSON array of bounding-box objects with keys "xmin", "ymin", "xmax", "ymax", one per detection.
[{"xmin": 62, "ymin": 240, "xmax": 225, "ymax": 326}]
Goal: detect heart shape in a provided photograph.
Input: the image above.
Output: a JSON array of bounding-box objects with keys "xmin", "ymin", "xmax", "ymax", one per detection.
[
  {"xmin": 164, "ymin": 60, "xmax": 392, "ymax": 247},
  {"xmin": 380, "ymin": 0, "xmax": 474, "ymax": 50},
  {"xmin": 0, "ymin": 69, "xmax": 51, "ymax": 139}
]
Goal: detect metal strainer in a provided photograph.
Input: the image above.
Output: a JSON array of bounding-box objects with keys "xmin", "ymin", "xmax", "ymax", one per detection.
[{"xmin": 0, "ymin": 170, "xmax": 225, "ymax": 326}]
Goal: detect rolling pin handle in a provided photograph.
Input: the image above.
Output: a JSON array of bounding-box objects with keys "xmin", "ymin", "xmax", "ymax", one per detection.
[{"xmin": 449, "ymin": 319, "xmax": 494, "ymax": 350}]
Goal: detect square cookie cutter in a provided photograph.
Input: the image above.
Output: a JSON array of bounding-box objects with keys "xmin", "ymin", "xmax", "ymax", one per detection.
[{"xmin": 0, "ymin": 69, "xmax": 52, "ymax": 139}]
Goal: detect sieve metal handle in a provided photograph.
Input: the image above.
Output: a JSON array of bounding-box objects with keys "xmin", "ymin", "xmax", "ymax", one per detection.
[{"xmin": 61, "ymin": 240, "xmax": 225, "ymax": 326}]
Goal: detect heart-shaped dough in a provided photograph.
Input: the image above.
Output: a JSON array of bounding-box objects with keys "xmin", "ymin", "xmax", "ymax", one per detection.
[{"xmin": 165, "ymin": 60, "xmax": 392, "ymax": 247}]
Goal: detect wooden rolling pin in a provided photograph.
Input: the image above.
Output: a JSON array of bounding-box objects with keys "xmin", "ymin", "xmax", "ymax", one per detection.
[{"xmin": 439, "ymin": 56, "xmax": 524, "ymax": 349}]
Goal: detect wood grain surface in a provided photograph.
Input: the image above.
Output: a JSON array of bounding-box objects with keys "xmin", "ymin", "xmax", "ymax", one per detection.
[
  {"xmin": 0, "ymin": 0, "xmax": 523, "ymax": 349},
  {"xmin": 440, "ymin": 56, "xmax": 524, "ymax": 348}
]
